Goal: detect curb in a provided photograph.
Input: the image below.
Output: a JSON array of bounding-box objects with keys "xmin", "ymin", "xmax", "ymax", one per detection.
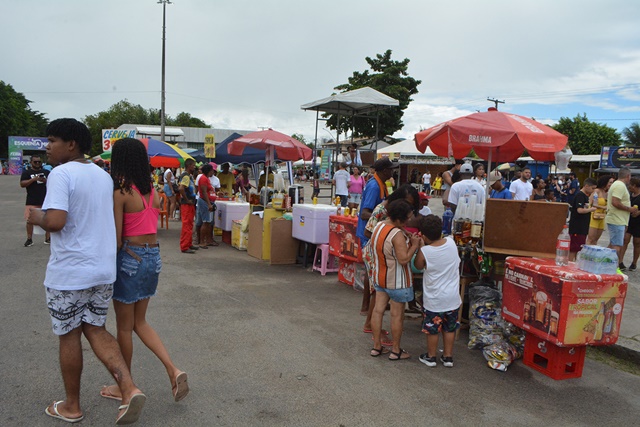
[{"xmin": 600, "ymin": 337, "xmax": 640, "ymax": 366}]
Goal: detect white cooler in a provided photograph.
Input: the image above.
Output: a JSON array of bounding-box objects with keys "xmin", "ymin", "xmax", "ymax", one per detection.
[
  {"xmin": 292, "ymin": 204, "xmax": 337, "ymax": 244},
  {"xmin": 216, "ymin": 201, "xmax": 250, "ymax": 231}
]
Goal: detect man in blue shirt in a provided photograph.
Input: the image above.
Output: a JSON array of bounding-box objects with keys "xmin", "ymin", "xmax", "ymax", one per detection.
[
  {"xmin": 357, "ymin": 158, "xmax": 397, "ymax": 319},
  {"xmin": 566, "ymin": 173, "xmax": 580, "ymax": 205},
  {"xmin": 489, "ymin": 170, "xmax": 512, "ymax": 199}
]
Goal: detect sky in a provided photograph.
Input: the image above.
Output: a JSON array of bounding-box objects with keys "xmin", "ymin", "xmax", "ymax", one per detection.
[{"xmin": 2, "ymin": 0, "xmax": 640, "ymax": 145}]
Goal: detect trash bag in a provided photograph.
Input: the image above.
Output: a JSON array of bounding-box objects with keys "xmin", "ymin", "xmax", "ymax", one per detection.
[{"xmin": 468, "ymin": 280, "xmax": 503, "ymax": 349}]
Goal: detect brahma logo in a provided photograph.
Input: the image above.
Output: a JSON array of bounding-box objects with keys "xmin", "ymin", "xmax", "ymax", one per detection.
[{"xmin": 469, "ymin": 135, "xmax": 491, "ymax": 144}]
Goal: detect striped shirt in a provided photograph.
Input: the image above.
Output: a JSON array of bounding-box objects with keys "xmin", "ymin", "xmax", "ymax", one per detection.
[{"xmin": 366, "ymin": 222, "xmax": 412, "ymax": 290}]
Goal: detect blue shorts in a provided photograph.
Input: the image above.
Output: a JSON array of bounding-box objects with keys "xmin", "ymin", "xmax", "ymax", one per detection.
[
  {"xmin": 196, "ymin": 198, "xmax": 214, "ymax": 226},
  {"xmin": 113, "ymin": 242, "xmax": 161, "ymax": 304},
  {"xmin": 607, "ymin": 223, "xmax": 626, "ymax": 246},
  {"xmin": 163, "ymin": 183, "xmax": 174, "ymax": 197},
  {"xmin": 373, "ymin": 284, "xmax": 414, "ymax": 303},
  {"xmin": 421, "ymin": 307, "xmax": 460, "ymax": 335},
  {"xmin": 337, "ymin": 194, "xmax": 348, "ymax": 207}
]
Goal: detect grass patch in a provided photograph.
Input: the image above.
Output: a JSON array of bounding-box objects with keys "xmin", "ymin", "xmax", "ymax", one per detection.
[{"xmin": 586, "ymin": 346, "xmax": 640, "ymax": 376}]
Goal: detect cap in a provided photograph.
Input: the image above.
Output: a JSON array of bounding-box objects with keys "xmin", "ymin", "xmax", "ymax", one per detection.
[
  {"xmin": 418, "ymin": 192, "xmax": 431, "ymax": 200},
  {"xmin": 460, "ymin": 163, "xmax": 473, "ymax": 174},
  {"xmin": 488, "ymin": 170, "xmax": 502, "ymax": 185},
  {"xmin": 209, "ymin": 162, "xmax": 218, "ymax": 171},
  {"xmin": 373, "ymin": 158, "xmax": 399, "ymax": 172}
]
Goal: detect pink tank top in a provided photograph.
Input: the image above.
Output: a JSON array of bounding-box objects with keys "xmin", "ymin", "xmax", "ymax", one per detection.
[{"xmin": 122, "ymin": 186, "xmax": 159, "ymax": 237}]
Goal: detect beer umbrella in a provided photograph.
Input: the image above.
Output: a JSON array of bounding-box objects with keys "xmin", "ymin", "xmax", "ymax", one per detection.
[
  {"xmin": 227, "ymin": 129, "xmax": 313, "ymax": 164},
  {"xmin": 100, "ymin": 138, "xmax": 194, "ymax": 168},
  {"xmin": 414, "ymin": 107, "xmax": 568, "ymax": 163}
]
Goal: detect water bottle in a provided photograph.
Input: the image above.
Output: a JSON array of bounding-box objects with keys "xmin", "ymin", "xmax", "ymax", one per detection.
[
  {"xmin": 555, "ymin": 224, "xmax": 570, "ymax": 266},
  {"xmin": 592, "ymin": 192, "xmax": 598, "ymax": 207},
  {"xmin": 442, "ymin": 207, "xmax": 453, "ymax": 235}
]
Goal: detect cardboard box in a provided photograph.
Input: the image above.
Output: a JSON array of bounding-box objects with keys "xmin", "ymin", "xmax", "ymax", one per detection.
[
  {"xmin": 502, "ymin": 257, "xmax": 627, "ymax": 346},
  {"xmin": 247, "ymin": 209, "xmax": 284, "ymax": 260},
  {"xmin": 269, "ymin": 219, "xmax": 298, "ymax": 265},
  {"xmin": 231, "ymin": 220, "xmax": 248, "ymax": 250},
  {"xmin": 329, "ymin": 215, "xmax": 362, "ymax": 262}
]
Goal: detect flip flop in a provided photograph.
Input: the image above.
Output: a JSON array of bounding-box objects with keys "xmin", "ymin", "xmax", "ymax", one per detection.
[
  {"xmin": 173, "ymin": 372, "xmax": 189, "ymax": 402},
  {"xmin": 199, "ymin": 245, "xmax": 209, "ymax": 249},
  {"xmin": 45, "ymin": 401, "xmax": 84, "ymax": 423},
  {"xmin": 372, "ymin": 335, "xmax": 394, "ymax": 347},
  {"xmin": 207, "ymin": 241, "xmax": 219, "ymax": 246},
  {"xmin": 388, "ymin": 348, "xmax": 411, "ymax": 361},
  {"xmin": 116, "ymin": 393, "xmax": 146, "ymax": 425},
  {"xmin": 370, "ymin": 347, "xmax": 390, "ymax": 357},
  {"xmin": 363, "ymin": 328, "xmax": 389, "ymax": 335},
  {"xmin": 100, "ymin": 385, "xmax": 122, "ymax": 401}
]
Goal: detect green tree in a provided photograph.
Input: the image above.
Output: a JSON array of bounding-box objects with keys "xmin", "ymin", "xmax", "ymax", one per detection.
[
  {"xmin": 552, "ymin": 113, "xmax": 622, "ymax": 155},
  {"xmin": 325, "ymin": 49, "xmax": 421, "ymax": 139},
  {"xmin": 291, "ymin": 133, "xmax": 313, "ymax": 149},
  {"xmin": 83, "ymin": 100, "xmax": 210, "ymax": 156},
  {"xmin": 622, "ymin": 122, "xmax": 640, "ymax": 145},
  {"xmin": 0, "ymin": 81, "xmax": 48, "ymax": 158}
]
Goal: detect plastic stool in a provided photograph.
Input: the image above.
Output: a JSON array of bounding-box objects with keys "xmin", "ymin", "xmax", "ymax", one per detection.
[{"xmin": 312, "ymin": 243, "xmax": 339, "ymax": 276}]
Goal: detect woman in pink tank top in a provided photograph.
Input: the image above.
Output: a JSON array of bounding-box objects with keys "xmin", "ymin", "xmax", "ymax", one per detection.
[{"xmin": 101, "ymin": 138, "xmax": 189, "ymax": 403}]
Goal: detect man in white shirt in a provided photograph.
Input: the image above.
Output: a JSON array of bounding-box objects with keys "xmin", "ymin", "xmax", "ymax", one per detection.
[
  {"xmin": 447, "ymin": 163, "xmax": 486, "ymax": 215},
  {"xmin": 510, "ymin": 167, "xmax": 533, "ymax": 201},
  {"xmin": 422, "ymin": 170, "xmax": 432, "ymax": 193},
  {"xmin": 332, "ymin": 162, "xmax": 350, "ymax": 207}
]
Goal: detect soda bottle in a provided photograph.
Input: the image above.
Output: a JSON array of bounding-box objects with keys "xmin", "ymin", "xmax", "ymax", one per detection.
[
  {"xmin": 555, "ymin": 224, "xmax": 570, "ymax": 266},
  {"xmin": 442, "ymin": 207, "xmax": 454, "ymax": 235}
]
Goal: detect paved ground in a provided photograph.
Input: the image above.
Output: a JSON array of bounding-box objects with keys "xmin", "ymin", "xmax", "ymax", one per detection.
[{"xmin": 1, "ymin": 175, "xmax": 639, "ymax": 426}]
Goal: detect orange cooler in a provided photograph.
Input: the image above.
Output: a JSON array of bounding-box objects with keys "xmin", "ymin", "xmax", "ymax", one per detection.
[{"xmin": 502, "ymin": 257, "xmax": 627, "ymax": 347}]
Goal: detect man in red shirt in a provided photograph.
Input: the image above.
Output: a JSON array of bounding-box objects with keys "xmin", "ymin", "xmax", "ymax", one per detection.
[{"xmin": 196, "ymin": 164, "xmax": 216, "ymax": 248}]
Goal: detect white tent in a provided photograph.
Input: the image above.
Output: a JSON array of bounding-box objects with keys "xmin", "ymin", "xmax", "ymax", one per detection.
[
  {"xmin": 293, "ymin": 156, "xmax": 321, "ymax": 167},
  {"xmin": 377, "ymin": 138, "xmax": 438, "ymax": 157}
]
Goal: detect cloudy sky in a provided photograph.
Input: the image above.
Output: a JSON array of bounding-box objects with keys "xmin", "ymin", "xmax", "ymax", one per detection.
[{"xmin": 2, "ymin": 0, "xmax": 639, "ymax": 143}]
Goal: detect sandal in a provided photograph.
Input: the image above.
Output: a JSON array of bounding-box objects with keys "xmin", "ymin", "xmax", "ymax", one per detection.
[
  {"xmin": 207, "ymin": 241, "xmax": 219, "ymax": 246},
  {"xmin": 363, "ymin": 328, "xmax": 389, "ymax": 335},
  {"xmin": 372, "ymin": 335, "xmax": 394, "ymax": 347},
  {"xmin": 370, "ymin": 347, "xmax": 390, "ymax": 357},
  {"xmin": 388, "ymin": 348, "xmax": 411, "ymax": 361}
]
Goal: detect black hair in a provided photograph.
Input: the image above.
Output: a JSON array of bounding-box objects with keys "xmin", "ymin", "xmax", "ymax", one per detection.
[
  {"xmin": 584, "ymin": 177, "xmax": 597, "ymax": 187},
  {"xmin": 110, "ymin": 138, "xmax": 152, "ymax": 195},
  {"xmin": 544, "ymin": 189, "xmax": 554, "ymax": 197},
  {"xmin": 386, "ymin": 199, "xmax": 413, "ymax": 222},
  {"xmin": 386, "ymin": 184, "xmax": 420, "ymax": 214},
  {"xmin": 201, "ymin": 164, "xmax": 213, "ymax": 175},
  {"xmin": 473, "ymin": 163, "xmax": 485, "ymax": 173},
  {"xmin": 46, "ymin": 118, "xmax": 92, "ymax": 154},
  {"xmin": 596, "ymin": 175, "xmax": 612, "ymax": 189},
  {"xmin": 184, "ymin": 158, "xmax": 195, "ymax": 168},
  {"xmin": 418, "ymin": 214, "xmax": 442, "ymax": 241}
]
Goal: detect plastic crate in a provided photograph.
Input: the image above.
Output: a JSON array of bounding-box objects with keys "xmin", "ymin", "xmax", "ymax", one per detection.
[
  {"xmin": 222, "ymin": 230, "xmax": 231, "ymax": 245},
  {"xmin": 523, "ymin": 332, "xmax": 586, "ymax": 380}
]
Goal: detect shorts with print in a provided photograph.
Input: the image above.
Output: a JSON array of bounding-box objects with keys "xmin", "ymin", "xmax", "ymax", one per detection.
[
  {"xmin": 421, "ymin": 307, "xmax": 460, "ymax": 335},
  {"xmin": 373, "ymin": 284, "xmax": 414, "ymax": 303},
  {"xmin": 46, "ymin": 284, "xmax": 113, "ymax": 336},
  {"xmin": 113, "ymin": 242, "xmax": 161, "ymax": 304}
]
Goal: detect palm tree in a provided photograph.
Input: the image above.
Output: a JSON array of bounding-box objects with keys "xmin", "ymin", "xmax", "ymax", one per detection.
[{"xmin": 622, "ymin": 123, "xmax": 640, "ymax": 145}]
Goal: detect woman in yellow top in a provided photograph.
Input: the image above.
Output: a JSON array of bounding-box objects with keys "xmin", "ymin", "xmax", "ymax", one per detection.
[
  {"xmin": 586, "ymin": 175, "xmax": 614, "ymax": 245},
  {"xmin": 432, "ymin": 173, "xmax": 443, "ymax": 197}
]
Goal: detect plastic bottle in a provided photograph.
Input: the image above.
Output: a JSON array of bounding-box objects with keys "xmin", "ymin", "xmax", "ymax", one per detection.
[
  {"xmin": 442, "ymin": 207, "xmax": 454, "ymax": 235},
  {"xmin": 592, "ymin": 192, "xmax": 598, "ymax": 208},
  {"xmin": 555, "ymin": 224, "xmax": 570, "ymax": 266}
]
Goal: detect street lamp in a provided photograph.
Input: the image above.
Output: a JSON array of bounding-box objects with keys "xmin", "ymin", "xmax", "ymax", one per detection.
[{"xmin": 158, "ymin": 0, "xmax": 172, "ymax": 143}]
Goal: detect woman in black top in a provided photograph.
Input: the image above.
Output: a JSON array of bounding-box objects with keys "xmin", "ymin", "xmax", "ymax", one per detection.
[{"xmin": 530, "ymin": 178, "xmax": 547, "ymax": 201}]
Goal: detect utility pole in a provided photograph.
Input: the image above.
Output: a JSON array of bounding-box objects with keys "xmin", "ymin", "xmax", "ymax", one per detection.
[
  {"xmin": 487, "ymin": 97, "xmax": 505, "ymax": 110},
  {"xmin": 159, "ymin": 0, "xmax": 172, "ymax": 143}
]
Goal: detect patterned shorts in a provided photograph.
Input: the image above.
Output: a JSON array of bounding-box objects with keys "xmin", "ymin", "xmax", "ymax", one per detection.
[
  {"xmin": 45, "ymin": 284, "xmax": 113, "ymax": 336},
  {"xmin": 421, "ymin": 307, "xmax": 460, "ymax": 335}
]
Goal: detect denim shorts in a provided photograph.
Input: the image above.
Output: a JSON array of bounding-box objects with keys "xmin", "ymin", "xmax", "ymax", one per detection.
[
  {"xmin": 421, "ymin": 307, "xmax": 460, "ymax": 335},
  {"xmin": 45, "ymin": 284, "xmax": 113, "ymax": 335},
  {"xmin": 163, "ymin": 183, "xmax": 174, "ymax": 197},
  {"xmin": 373, "ymin": 284, "xmax": 414, "ymax": 303},
  {"xmin": 195, "ymin": 198, "xmax": 214, "ymax": 226},
  {"xmin": 607, "ymin": 223, "xmax": 626, "ymax": 247},
  {"xmin": 348, "ymin": 193, "xmax": 362, "ymax": 205},
  {"xmin": 113, "ymin": 242, "xmax": 161, "ymax": 304}
]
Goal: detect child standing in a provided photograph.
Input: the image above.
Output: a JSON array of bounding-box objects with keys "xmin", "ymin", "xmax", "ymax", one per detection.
[{"xmin": 413, "ymin": 214, "xmax": 461, "ymax": 368}]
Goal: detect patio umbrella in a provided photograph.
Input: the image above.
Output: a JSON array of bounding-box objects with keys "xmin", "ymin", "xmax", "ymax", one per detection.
[
  {"xmin": 496, "ymin": 162, "xmax": 516, "ymax": 171},
  {"xmin": 227, "ymin": 129, "xmax": 313, "ymax": 163},
  {"xmin": 100, "ymin": 138, "xmax": 194, "ymax": 168},
  {"xmin": 415, "ymin": 107, "xmax": 568, "ymax": 163}
]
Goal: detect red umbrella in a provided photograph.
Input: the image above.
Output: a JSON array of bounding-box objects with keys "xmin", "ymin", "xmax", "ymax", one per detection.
[
  {"xmin": 227, "ymin": 129, "xmax": 313, "ymax": 162},
  {"xmin": 415, "ymin": 107, "xmax": 568, "ymax": 163}
]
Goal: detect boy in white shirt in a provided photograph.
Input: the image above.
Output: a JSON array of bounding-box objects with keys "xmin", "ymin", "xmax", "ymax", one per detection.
[{"xmin": 413, "ymin": 214, "xmax": 461, "ymax": 368}]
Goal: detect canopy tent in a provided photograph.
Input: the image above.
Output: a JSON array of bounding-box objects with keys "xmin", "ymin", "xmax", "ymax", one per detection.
[
  {"xmin": 377, "ymin": 138, "xmax": 438, "ymax": 157},
  {"xmin": 301, "ymin": 87, "xmax": 399, "ymax": 115}
]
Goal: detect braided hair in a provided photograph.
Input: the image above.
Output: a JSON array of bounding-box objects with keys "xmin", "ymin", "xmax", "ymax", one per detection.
[{"xmin": 110, "ymin": 138, "xmax": 152, "ymax": 195}]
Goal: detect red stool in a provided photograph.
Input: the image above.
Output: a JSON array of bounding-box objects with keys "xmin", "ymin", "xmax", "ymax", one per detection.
[{"xmin": 312, "ymin": 243, "xmax": 339, "ymax": 276}]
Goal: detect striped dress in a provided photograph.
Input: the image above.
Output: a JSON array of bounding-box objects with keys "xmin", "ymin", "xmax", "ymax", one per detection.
[{"xmin": 364, "ymin": 222, "xmax": 412, "ymax": 290}]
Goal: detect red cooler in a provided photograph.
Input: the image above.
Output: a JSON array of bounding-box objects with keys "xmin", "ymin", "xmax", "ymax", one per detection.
[
  {"xmin": 502, "ymin": 257, "xmax": 627, "ymax": 347},
  {"xmin": 329, "ymin": 215, "xmax": 362, "ymax": 262}
]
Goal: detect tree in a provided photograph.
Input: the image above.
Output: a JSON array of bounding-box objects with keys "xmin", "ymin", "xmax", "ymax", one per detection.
[
  {"xmin": 325, "ymin": 49, "xmax": 421, "ymax": 139},
  {"xmin": 83, "ymin": 100, "xmax": 210, "ymax": 156},
  {"xmin": 291, "ymin": 133, "xmax": 313, "ymax": 150},
  {"xmin": 0, "ymin": 81, "xmax": 48, "ymax": 158},
  {"xmin": 552, "ymin": 113, "xmax": 622, "ymax": 155},
  {"xmin": 622, "ymin": 122, "xmax": 640, "ymax": 145}
]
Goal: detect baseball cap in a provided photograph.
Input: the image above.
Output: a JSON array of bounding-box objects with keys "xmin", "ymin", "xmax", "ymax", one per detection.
[
  {"xmin": 418, "ymin": 192, "xmax": 431, "ymax": 200},
  {"xmin": 460, "ymin": 163, "xmax": 473, "ymax": 174},
  {"xmin": 488, "ymin": 170, "xmax": 502, "ymax": 185},
  {"xmin": 373, "ymin": 158, "xmax": 399, "ymax": 172},
  {"xmin": 209, "ymin": 162, "xmax": 218, "ymax": 171}
]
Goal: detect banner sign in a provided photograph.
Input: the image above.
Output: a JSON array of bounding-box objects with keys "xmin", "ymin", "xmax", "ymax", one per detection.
[
  {"xmin": 7, "ymin": 136, "xmax": 48, "ymax": 175},
  {"xmin": 102, "ymin": 129, "xmax": 137, "ymax": 152},
  {"xmin": 319, "ymin": 149, "xmax": 333, "ymax": 180},
  {"xmin": 600, "ymin": 146, "xmax": 640, "ymax": 169},
  {"xmin": 204, "ymin": 134, "xmax": 215, "ymax": 158}
]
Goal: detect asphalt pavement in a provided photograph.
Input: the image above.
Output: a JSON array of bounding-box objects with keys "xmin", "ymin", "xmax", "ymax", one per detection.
[{"xmin": 1, "ymin": 175, "xmax": 639, "ymax": 426}]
